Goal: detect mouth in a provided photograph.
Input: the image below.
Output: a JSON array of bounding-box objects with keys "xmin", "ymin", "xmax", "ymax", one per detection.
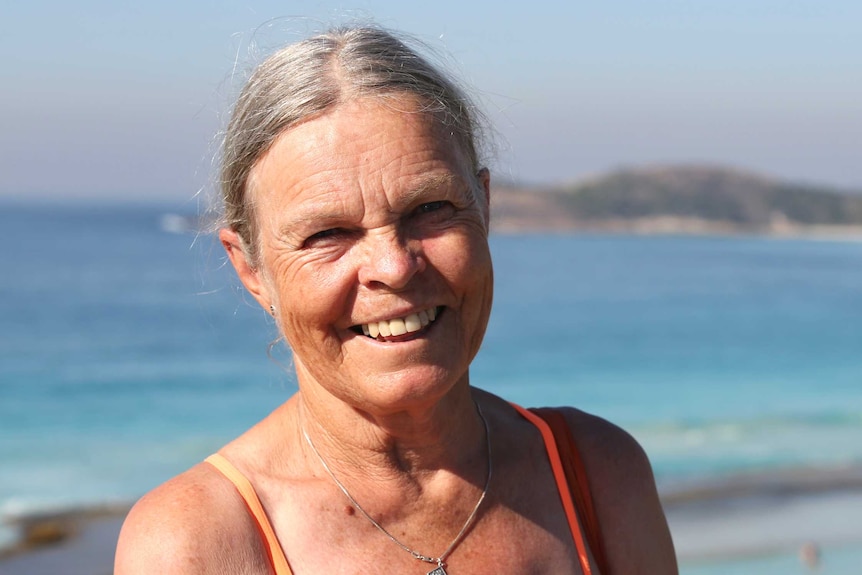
[{"xmin": 351, "ymin": 306, "xmax": 442, "ymax": 342}]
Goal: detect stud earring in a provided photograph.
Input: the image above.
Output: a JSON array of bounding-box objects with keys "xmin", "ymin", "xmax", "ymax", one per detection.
[{"xmin": 269, "ymin": 305, "xmax": 276, "ymax": 316}]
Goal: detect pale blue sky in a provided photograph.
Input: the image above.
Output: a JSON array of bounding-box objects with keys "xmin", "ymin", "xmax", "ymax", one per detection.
[{"xmin": 2, "ymin": 1, "xmax": 860, "ymax": 202}]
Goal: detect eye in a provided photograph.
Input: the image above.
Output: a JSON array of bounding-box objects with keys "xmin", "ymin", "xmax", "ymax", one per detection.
[
  {"xmin": 411, "ymin": 201, "xmax": 455, "ymax": 228},
  {"xmin": 303, "ymin": 228, "xmax": 344, "ymax": 247},
  {"xmin": 309, "ymin": 228, "xmax": 339, "ymax": 240},
  {"xmin": 418, "ymin": 202, "xmax": 446, "ymax": 214},
  {"xmin": 417, "ymin": 201, "xmax": 448, "ymax": 214}
]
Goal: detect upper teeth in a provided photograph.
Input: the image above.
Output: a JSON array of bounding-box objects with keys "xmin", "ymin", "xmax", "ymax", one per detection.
[{"xmin": 361, "ymin": 307, "xmax": 438, "ymax": 339}]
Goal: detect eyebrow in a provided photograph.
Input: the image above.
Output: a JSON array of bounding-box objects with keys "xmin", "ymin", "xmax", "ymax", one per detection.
[
  {"xmin": 275, "ymin": 207, "xmax": 346, "ymax": 238},
  {"xmin": 396, "ymin": 173, "xmax": 462, "ymax": 207},
  {"xmin": 275, "ymin": 172, "xmax": 465, "ymax": 236}
]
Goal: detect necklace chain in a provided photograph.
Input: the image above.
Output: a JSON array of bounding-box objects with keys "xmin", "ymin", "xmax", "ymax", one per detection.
[{"xmin": 302, "ymin": 402, "xmax": 492, "ymax": 571}]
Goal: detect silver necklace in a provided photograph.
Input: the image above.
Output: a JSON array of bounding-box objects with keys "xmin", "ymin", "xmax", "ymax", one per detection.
[{"xmin": 302, "ymin": 403, "xmax": 492, "ymax": 575}]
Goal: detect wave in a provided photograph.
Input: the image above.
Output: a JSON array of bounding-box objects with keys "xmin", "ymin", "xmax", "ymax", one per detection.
[
  {"xmin": 158, "ymin": 213, "xmax": 197, "ymax": 234},
  {"xmin": 630, "ymin": 410, "xmax": 862, "ymax": 482}
]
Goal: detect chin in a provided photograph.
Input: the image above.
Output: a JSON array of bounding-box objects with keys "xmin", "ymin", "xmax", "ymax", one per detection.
[{"xmin": 352, "ymin": 367, "xmax": 468, "ymax": 414}]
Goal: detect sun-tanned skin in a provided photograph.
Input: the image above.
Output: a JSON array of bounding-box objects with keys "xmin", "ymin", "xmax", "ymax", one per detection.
[{"xmin": 115, "ymin": 97, "xmax": 677, "ymax": 575}]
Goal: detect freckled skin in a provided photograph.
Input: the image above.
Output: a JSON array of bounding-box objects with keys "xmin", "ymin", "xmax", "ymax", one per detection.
[{"xmin": 232, "ymin": 96, "xmax": 493, "ymax": 417}]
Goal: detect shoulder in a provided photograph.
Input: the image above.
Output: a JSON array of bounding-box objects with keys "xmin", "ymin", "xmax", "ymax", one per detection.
[
  {"xmin": 553, "ymin": 407, "xmax": 678, "ymax": 575},
  {"xmin": 115, "ymin": 461, "xmax": 269, "ymax": 575},
  {"xmin": 554, "ymin": 407, "xmax": 650, "ymax": 477}
]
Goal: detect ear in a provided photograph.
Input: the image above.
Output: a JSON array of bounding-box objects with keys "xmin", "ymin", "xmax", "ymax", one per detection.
[{"xmin": 219, "ymin": 228, "xmax": 271, "ymax": 310}]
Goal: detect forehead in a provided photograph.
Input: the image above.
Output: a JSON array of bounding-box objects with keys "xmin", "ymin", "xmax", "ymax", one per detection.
[{"xmin": 248, "ymin": 96, "xmax": 472, "ymax": 210}]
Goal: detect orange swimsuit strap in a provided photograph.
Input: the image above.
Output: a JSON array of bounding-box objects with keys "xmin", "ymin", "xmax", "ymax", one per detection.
[
  {"xmin": 512, "ymin": 404, "xmax": 594, "ymax": 574},
  {"xmin": 204, "ymin": 454, "xmax": 293, "ymax": 574}
]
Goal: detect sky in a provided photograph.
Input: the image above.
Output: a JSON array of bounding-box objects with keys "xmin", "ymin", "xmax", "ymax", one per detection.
[{"xmin": 2, "ymin": 0, "xmax": 861, "ymax": 204}]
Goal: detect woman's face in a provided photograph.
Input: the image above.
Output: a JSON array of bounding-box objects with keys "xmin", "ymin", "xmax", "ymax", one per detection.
[{"xmin": 228, "ymin": 96, "xmax": 493, "ymax": 414}]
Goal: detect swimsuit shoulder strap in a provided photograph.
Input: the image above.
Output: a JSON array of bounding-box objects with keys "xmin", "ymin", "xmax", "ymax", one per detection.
[
  {"xmin": 511, "ymin": 403, "xmax": 594, "ymax": 574},
  {"xmin": 524, "ymin": 406, "xmax": 610, "ymax": 575},
  {"xmin": 205, "ymin": 453, "xmax": 293, "ymax": 575}
]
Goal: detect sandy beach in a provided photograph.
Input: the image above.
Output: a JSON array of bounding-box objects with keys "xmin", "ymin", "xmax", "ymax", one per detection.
[
  {"xmin": 663, "ymin": 465, "xmax": 862, "ymax": 565},
  {"xmin": 3, "ymin": 466, "xmax": 861, "ymax": 575},
  {"xmin": 0, "ymin": 506, "xmax": 127, "ymax": 575}
]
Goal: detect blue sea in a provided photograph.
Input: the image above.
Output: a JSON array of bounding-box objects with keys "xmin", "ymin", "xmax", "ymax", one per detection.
[{"xmin": 2, "ymin": 202, "xmax": 861, "ymax": 571}]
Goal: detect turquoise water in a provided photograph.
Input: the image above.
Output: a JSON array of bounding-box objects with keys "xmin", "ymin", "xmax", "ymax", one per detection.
[
  {"xmin": 479, "ymin": 234, "xmax": 862, "ymax": 484},
  {"xmin": 2, "ymin": 203, "xmax": 862, "ymax": 569}
]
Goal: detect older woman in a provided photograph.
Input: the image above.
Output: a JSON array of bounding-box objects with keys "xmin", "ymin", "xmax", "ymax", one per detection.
[{"xmin": 116, "ymin": 27, "xmax": 676, "ymax": 575}]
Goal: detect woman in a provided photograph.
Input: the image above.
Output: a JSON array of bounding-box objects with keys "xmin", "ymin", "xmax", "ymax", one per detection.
[{"xmin": 116, "ymin": 26, "xmax": 676, "ymax": 574}]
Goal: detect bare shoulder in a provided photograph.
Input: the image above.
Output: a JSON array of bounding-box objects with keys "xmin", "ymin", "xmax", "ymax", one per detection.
[
  {"xmin": 556, "ymin": 407, "xmax": 678, "ymax": 575},
  {"xmin": 115, "ymin": 461, "xmax": 268, "ymax": 575},
  {"xmin": 556, "ymin": 407, "xmax": 650, "ymax": 476}
]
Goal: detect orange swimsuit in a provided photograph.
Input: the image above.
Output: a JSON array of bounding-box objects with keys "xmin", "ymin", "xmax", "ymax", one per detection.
[{"xmin": 206, "ymin": 404, "xmax": 600, "ymax": 575}]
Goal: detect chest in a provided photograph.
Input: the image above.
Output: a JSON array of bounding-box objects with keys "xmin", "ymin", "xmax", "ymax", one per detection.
[{"xmin": 269, "ymin": 481, "xmax": 591, "ymax": 575}]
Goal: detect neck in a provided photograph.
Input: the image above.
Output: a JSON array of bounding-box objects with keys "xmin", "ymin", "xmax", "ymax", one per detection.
[
  {"xmin": 296, "ymin": 379, "xmax": 485, "ymax": 479},
  {"xmin": 298, "ymin": 386, "xmax": 494, "ymax": 572}
]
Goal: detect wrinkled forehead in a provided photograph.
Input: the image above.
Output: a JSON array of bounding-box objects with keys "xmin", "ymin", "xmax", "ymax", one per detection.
[{"xmin": 246, "ymin": 95, "xmax": 477, "ymax": 206}]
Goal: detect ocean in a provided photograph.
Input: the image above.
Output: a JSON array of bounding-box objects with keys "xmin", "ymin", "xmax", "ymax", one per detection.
[{"xmin": 2, "ymin": 202, "xmax": 861, "ymax": 571}]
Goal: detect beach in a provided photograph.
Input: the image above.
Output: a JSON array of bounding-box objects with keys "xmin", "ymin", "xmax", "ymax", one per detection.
[
  {"xmin": 666, "ymin": 465, "xmax": 862, "ymax": 567},
  {"xmin": 0, "ymin": 506, "xmax": 126, "ymax": 575},
  {"xmin": 3, "ymin": 466, "xmax": 862, "ymax": 574}
]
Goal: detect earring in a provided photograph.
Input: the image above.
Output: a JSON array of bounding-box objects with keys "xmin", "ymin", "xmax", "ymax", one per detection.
[{"xmin": 269, "ymin": 305, "xmax": 276, "ymax": 316}]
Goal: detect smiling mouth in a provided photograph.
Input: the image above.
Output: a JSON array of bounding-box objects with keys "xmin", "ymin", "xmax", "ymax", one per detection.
[{"xmin": 352, "ymin": 306, "xmax": 442, "ymax": 341}]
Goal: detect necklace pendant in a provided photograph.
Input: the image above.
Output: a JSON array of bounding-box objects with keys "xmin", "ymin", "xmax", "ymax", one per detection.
[{"xmin": 427, "ymin": 567, "xmax": 448, "ymax": 575}]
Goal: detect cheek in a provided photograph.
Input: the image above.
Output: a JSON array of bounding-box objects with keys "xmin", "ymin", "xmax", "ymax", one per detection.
[
  {"xmin": 271, "ymin": 258, "xmax": 357, "ymax": 335},
  {"xmin": 447, "ymin": 237, "xmax": 493, "ymax": 357},
  {"xmin": 429, "ymin": 230, "xmax": 493, "ymax": 296}
]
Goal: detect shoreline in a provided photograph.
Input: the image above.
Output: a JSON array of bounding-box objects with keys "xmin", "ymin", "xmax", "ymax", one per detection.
[
  {"xmin": 0, "ymin": 505, "xmax": 129, "ymax": 575},
  {"xmin": 660, "ymin": 464, "xmax": 862, "ymax": 563},
  {"xmin": 489, "ymin": 219, "xmax": 862, "ymax": 242},
  {"xmin": 660, "ymin": 462, "xmax": 862, "ymax": 505},
  {"xmin": 3, "ymin": 464, "xmax": 862, "ymax": 573}
]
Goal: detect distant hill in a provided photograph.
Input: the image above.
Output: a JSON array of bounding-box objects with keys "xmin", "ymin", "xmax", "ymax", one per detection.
[{"xmin": 491, "ymin": 166, "xmax": 862, "ymax": 237}]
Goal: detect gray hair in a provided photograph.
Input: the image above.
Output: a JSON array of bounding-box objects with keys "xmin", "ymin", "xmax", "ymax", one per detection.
[{"xmin": 220, "ymin": 26, "xmax": 488, "ymax": 265}]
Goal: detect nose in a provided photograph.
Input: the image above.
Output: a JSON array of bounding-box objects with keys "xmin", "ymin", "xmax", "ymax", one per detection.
[{"xmin": 357, "ymin": 229, "xmax": 425, "ymax": 290}]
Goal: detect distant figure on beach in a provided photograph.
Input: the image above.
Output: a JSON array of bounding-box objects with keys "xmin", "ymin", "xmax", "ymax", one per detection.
[
  {"xmin": 115, "ymin": 25, "xmax": 677, "ymax": 574},
  {"xmin": 799, "ymin": 541, "xmax": 822, "ymax": 571}
]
